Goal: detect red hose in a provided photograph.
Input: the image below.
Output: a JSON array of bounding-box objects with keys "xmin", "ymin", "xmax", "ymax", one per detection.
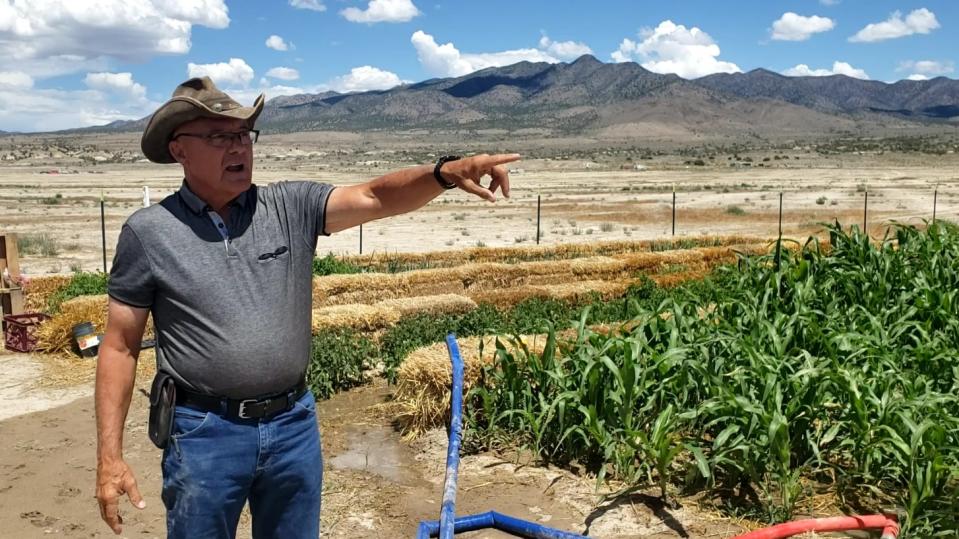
[{"xmin": 731, "ymin": 514, "xmax": 899, "ymax": 539}]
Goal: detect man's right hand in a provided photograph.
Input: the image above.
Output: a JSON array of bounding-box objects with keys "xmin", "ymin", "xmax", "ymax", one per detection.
[{"xmin": 96, "ymin": 457, "xmax": 146, "ymax": 534}]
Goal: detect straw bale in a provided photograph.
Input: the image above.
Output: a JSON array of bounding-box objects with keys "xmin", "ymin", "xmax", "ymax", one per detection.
[
  {"xmin": 311, "ymin": 294, "xmax": 478, "ymax": 333},
  {"xmin": 34, "ymin": 294, "xmax": 155, "ymax": 354},
  {"xmin": 35, "ymin": 294, "xmax": 109, "ymax": 353},
  {"xmin": 311, "ymin": 304, "xmax": 402, "ymax": 333},
  {"xmin": 469, "ymin": 279, "xmax": 635, "ymax": 309},
  {"xmin": 22, "ymin": 275, "xmax": 71, "ymax": 312},
  {"xmin": 386, "ymin": 334, "xmax": 548, "ymax": 437},
  {"xmin": 338, "ymin": 235, "xmax": 771, "ymax": 271}
]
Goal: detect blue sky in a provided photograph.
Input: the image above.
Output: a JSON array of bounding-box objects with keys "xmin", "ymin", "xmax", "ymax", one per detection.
[{"xmin": 0, "ymin": 0, "xmax": 956, "ymax": 132}]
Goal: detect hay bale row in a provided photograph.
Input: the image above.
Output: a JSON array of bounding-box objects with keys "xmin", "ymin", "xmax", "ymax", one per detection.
[
  {"xmin": 313, "ymin": 243, "xmax": 767, "ymax": 307},
  {"xmin": 340, "ymin": 235, "xmax": 767, "ymax": 270},
  {"xmin": 311, "ymin": 294, "xmax": 477, "ymax": 333},
  {"xmin": 22, "ymin": 275, "xmax": 71, "ymax": 312},
  {"xmin": 468, "ymin": 279, "xmax": 638, "ymax": 309}
]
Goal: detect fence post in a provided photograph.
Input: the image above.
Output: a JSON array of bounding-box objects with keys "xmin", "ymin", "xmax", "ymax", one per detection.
[
  {"xmin": 863, "ymin": 190, "xmax": 868, "ymax": 235},
  {"xmin": 536, "ymin": 194, "xmax": 541, "ymax": 245},
  {"xmin": 359, "ymin": 223, "xmax": 363, "ymax": 255},
  {"xmin": 775, "ymin": 191, "xmax": 783, "ymax": 271},
  {"xmin": 671, "ymin": 185, "xmax": 676, "ymax": 237},
  {"xmin": 142, "ymin": 185, "xmax": 151, "ymax": 208},
  {"xmin": 933, "ymin": 185, "xmax": 938, "ymax": 223},
  {"xmin": 100, "ymin": 192, "xmax": 107, "ymax": 273}
]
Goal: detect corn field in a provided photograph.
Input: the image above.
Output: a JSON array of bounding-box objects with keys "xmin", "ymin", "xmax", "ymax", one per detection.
[{"xmin": 467, "ymin": 222, "xmax": 959, "ymax": 537}]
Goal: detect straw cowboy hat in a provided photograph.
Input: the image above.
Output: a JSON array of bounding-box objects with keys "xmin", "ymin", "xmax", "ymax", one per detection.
[{"xmin": 141, "ymin": 76, "xmax": 264, "ymax": 164}]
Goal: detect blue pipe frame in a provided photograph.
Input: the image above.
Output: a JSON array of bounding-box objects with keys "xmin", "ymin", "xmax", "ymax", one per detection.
[{"xmin": 415, "ymin": 334, "xmax": 589, "ymax": 539}]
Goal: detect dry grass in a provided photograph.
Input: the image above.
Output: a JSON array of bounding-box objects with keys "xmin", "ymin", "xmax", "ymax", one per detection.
[
  {"xmin": 22, "ymin": 274, "xmax": 71, "ymax": 312},
  {"xmin": 30, "ymin": 347, "xmax": 157, "ymax": 390},
  {"xmin": 384, "ymin": 334, "xmax": 548, "ymax": 437},
  {"xmin": 469, "ymin": 279, "xmax": 636, "ymax": 309}
]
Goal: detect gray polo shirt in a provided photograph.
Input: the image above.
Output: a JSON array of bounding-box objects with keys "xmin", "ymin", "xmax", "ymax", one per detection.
[{"xmin": 108, "ymin": 180, "xmax": 335, "ymax": 398}]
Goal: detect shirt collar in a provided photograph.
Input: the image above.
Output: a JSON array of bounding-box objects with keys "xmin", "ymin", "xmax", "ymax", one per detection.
[{"xmin": 178, "ymin": 180, "xmax": 250, "ymax": 215}]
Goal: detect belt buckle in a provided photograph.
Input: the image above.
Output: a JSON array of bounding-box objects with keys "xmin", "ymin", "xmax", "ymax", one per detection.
[{"xmin": 237, "ymin": 399, "xmax": 259, "ymax": 419}]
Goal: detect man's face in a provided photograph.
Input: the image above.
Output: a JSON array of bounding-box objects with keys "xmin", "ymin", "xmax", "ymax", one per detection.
[{"xmin": 168, "ymin": 117, "xmax": 254, "ymax": 199}]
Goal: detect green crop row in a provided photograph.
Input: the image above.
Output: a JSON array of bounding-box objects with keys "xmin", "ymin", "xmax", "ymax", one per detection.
[{"xmin": 466, "ymin": 222, "xmax": 959, "ymax": 537}]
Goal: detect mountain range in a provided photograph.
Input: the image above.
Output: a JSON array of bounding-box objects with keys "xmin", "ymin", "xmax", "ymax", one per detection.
[{"xmin": 70, "ymin": 55, "xmax": 959, "ymax": 140}]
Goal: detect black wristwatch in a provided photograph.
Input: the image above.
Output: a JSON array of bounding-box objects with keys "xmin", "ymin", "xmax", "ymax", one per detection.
[{"xmin": 433, "ymin": 155, "xmax": 460, "ymax": 190}]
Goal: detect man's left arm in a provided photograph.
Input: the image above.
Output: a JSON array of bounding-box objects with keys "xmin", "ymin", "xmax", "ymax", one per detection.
[{"xmin": 323, "ymin": 153, "xmax": 520, "ymax": 234}]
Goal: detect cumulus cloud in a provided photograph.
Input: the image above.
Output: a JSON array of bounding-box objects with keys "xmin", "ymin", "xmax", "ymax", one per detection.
[
  {"xmin": 0, "ymin": 0, "xmax": 229, "ymax": 78},
  {"xmin": 327, "ymin": 66, "xmax": 407, "ymax": 92},
  {"xmin": 771, "ymin": 13, "xmax": 835, "ymax": 41},
  {"xmin": 896, "ymin": 59, "xmax": 954, "ymax": 76},
  {"xmin": 782, "ymin": 61, "xmax": 869, "ymax": 79},
  {"xmin": 265, "ymin": 35, "xmax": 292, "ymax": 51},
  {"xmin": 84, "ymin": 72, "xmax": 147, "ymax": 99},
  {"xmin": 265, "ymin": 67, "xmax": 300, "ymax": 81},
  {"xmin": 906, "ymin": 74, "xmax": 929, "ymax": 81},
  {"xmin": 342, "ymin": 0, "xmax": 420, "ymax": 23},
  {"xmin": 0, "ymin": 84, "xmax": 161, "ymax": 132},
  {"xmin": 187, "ymin": 58, "xmax": 255, "ymax": 86},
  {"xmin": 411, "ymin": 30, "xmax": 558, "ymax": 77},
  {"xmin": 610, "ymin": 20, "xmax": 740, "ymax": 79},
  {"xmin": 0, "ymin": 71, "xmax": 34, "ymax": 89},
  {"xmin": 289, "ymin": 0, "xmax": 326, "ymax": 11},
  {"xmin": 849, "ymin": 8, "xmax": 939, "ymax": 43},
  {"xmin": 538, "ymin": 35, "xmax": 592, "ymax": 61}
]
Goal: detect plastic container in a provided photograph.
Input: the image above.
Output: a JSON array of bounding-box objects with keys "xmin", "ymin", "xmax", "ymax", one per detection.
[
  {"xmin": 72, "ymin": 322, "xmax": 101, "ymax": 358},
  {"xmin": 3, "ymin": 313, "xmax": 51, "ymax": 353}
]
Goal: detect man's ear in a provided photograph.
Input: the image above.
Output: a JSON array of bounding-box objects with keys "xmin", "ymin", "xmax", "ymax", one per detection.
[{"xmin": 168, "ymin": 139, "xmax": 186, "ymax": 165}]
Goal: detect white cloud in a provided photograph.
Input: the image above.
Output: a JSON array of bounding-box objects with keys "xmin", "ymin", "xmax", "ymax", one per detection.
[
  {"xmin": 896, "ymin": 59, "xmax": 954, "ymax": 76},
  {"xmin": 411, "ymin": 30, "xmax": 559, "ymax": 77},
  {"xmin": 187, "ymin": 58, "xmax": 255, "ymax": 86},
  {"xmin": 265, "ymin": 66, "xmax": 300, "ymax": 81},
  {"xmin": 782, "ymin": 61, "xmax": 869, "ymax": 79},
  {"xmin": 538, "ymin": 35, "xmax": 592, "ymax": 61},
  {"xmin": 849, "ymin": 8, "xmax": 940, "ymax": 43},
  {"xmin": 906, "ymin": 74, "xmax": 928, "ymax": 81},
  {"xmin": 265, "ymin": 35, "xmax": 292, "ymax": 51},
  {"xmin": 610, "ymin": 20, "xmax": 740, "ymax": 79},
  {"xmin": 819, "ymin": 0, "xmax": 840, "ymax": 5},
  {"xmin": 0, "ymin": 71, "xmax": 34, "ymax": 89},
  {"xmin": 342, "ymin": 0, "xmax": 420, "ymax": 23},
  {"xmin": 0, "ymin": 85, "xmax": 161, "ymax": 132},
  {"xmin": 771, "ymin": 13, "xmax": 835, "ymax": 41},
  {"xmin": 0, "ymin": 0, "xmax": 230, "ymax": 78},
  {"xmin": 327, "ymin": 65, "xmax": 407, "ymax": 92},
  {"xmin": 84, "ymin": 72, "xmax": 147, "ymax": 99},
  {"xmin": 289, "ymin": 0, "xmax": 326, "ymax": 11}
]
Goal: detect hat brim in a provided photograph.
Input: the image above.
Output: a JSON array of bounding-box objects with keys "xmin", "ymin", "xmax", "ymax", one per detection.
[{"xmin": 140, "ymin": 94, "xmax": 265, "ymax": 164}]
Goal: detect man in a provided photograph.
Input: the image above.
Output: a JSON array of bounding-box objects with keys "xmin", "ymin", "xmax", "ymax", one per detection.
[{"xmin": 94, "ymin": 77, "xmax": 518, "ymax": 538}]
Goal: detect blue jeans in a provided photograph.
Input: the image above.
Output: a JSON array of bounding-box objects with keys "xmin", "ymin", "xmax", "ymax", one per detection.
[{"xmin": 162, "ymin": 390, "xmax": 322, "ymax": 539}]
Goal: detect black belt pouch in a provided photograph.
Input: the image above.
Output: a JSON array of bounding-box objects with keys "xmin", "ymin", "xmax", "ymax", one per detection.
[{"xmin": 148, "ymin": 371, "xmax": 176, "ymax": 449}]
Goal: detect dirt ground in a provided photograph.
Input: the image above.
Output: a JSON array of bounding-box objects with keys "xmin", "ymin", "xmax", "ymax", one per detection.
[
  {"xmin": 2, "ymin": 131, "xmax": 958, "ymax": 275},
  {"xmin": 0, "ymin": 346, "xmax": 752, "ymax": 539}
]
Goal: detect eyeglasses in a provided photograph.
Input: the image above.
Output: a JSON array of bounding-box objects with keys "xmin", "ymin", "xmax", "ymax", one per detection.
[{"xmin": 171, "ymin": 130, "xmax": 259, "ymax": 148}]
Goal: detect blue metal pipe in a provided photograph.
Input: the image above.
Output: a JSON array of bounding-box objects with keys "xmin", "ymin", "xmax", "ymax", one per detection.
[
  {"xmin": 438, "ymin": 334, "xmax": 465, "ymax": 539},
  {"xmin": 418, "ymin": 511, "xmax": 588, "ymax": 539}
]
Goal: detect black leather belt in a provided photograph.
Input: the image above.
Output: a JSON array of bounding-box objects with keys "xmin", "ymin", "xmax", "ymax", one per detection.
[{"xmin": 176, "ymin": 379, "xmax": 308, "ymax": 420}]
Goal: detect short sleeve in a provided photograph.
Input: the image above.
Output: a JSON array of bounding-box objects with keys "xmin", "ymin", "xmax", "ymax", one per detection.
[
  {"xmin": 282, "ymin": 181, "xmax": 336, "ymax": 239},
  {"xmin": 108, "ymin": 224, "xmax": 156, "ymax": 308}
]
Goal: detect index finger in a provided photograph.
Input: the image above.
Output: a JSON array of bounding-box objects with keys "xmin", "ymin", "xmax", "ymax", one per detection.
[{"xmin": 482, "ymin": 153, "xmax": 521, "ymax": 167}]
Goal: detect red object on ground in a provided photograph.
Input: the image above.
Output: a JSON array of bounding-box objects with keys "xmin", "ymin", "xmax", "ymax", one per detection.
[
  {"xmin": 732, "ymin": 514, "xmax": 899, "ymax": 539},
  {"xmin": 3, "ymin": 313, "xmax": 51, "ymax": 353}
]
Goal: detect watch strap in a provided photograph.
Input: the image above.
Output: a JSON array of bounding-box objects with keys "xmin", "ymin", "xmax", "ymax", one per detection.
[{"xmin": 434, "ymin": 155, "xmax": 460, "ymax": 190}]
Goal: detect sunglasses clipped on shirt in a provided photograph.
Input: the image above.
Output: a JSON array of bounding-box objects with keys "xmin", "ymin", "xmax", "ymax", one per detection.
[{"xmin": 171, "ymin": 130, "xmax": 260, "ymax": 148}]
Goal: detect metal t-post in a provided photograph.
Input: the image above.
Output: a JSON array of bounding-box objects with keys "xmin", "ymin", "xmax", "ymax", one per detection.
[
  {"xmin": 359, "ymin": 223, "xmax": 363, "ymax": 255},
  {"xmin": 100, "ymin": 192, "xmax": 107, "ymax": 273},
  {"xmin": 671, "ymin": 186, "xmax": 676, "ymax": 236},
  {"xmin": 536, "ymin": 195, "xmax": 541, "ymax": 245},
  {"xmin": 863, "ymin": 191, "xmax": 868, "ymax": 235}
]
